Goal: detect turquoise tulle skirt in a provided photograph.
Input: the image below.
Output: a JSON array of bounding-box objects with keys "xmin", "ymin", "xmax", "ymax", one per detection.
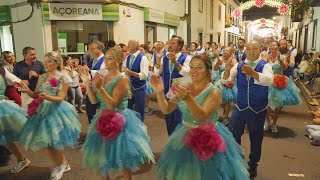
[
  {"xmin": 268, "ymin": 77, "xmax": 301, "ymax": 110},
  {"xmin": 146, "ymin": 72, "xmax": 154, "ymax": 94},
  {"xmin": 19, "ymin": 100, "xmax": 81, "ymax": 151},
  {"xmin": 211, "ymin": 70, "xmax": 220, "ymax": 82},
  {"xmin": 157, "ymin": 122, "xmax": 249, "ymax": 180},
  {"xmin": 82, "ymin": 108, "xmax": 155, "ymax": 176},
  {"xmin": 0, "ymin": 100, "xmax": 27, "ymax": 145},
  {"xmin": 222, "ymin": 85, "xmax": 238, "ymax": 104}
]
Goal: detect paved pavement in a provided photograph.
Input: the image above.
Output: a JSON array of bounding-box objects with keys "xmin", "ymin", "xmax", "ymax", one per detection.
[{"xmin": 1, "ymin": 90, "xmax": 320, "ymax": 180}]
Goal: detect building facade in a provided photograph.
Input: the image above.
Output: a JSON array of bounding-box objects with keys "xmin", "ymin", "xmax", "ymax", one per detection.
[
  {"xmin": 0, "ymin": 0, "xmax": 187, "ymax": 61},
  {"xmin": 289, "ymin": 5, "xmax": 320, "ymax": 53}
]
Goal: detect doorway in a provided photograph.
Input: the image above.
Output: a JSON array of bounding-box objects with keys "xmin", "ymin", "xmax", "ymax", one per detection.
[{"xmin": 145, "ymin": 23, "xmax": 157, "ymax": 45}]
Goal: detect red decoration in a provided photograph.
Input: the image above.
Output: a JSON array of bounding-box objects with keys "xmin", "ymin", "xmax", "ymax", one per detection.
[
  {"xmin": 279, "ymin": 4, "xmax": 289, "ymax": 14},
  {"xmin": 183, "ymin": 122, "xmax": 226, "ymax": 161},
  {"xmin": 260, "ymin": 18, "xmax": 266, "ymax": 23},
  {"xmin": 261, "ymin": 23, "xmax": 266, "ymax": 27},
  {"xmin": 273, "ymin": 74, "xmax": 288, "ymax": 89},
  {"xmin": 234, "ymin": 9, "xmax": 241, "ymax": 18},
  {"xmin": 49, "ymin": 77, "xmax": 59, "ymax": 87},
  {"xmin": 27, "ymin": 98, "xmax": 43, "ymax": 116},
  {"xmin": 274, "ymin": 23, "xmax": 278, "ymax": 27},
  {"xmin": 224, "ymin": 82, "xmax": 235, "ymax": 88},
  {"xmin": 95, "ymin": 110, "xmax": 126, "ymax": 141},
  {"xmin": 255, "ymin": 0, "xmax": 265, "ymax": 8}
]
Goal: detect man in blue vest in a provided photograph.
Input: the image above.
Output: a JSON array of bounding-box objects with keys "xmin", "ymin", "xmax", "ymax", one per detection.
[
  {"xmin": 222, "ymin": 41, "xmax": 274, "ymax": 178},
  {"xmin": 280, "ymin": 39, "xmax": 296, "ymax": 77},
  {"xmin": 195, "ymin": 40, "xmax": 205, "ymax": 55},
  {"xmin": 154, "ymin": 36, "xmax": 192, "ymax": 135},
  {"xmin": 152, "ymin": 41, "xmax": 166, "ymax": 69},
  {"xmin": 122, "ymin": 40, "xmax": 149, "ymax": 121},
  {"xmin": 235, "ymin": 38, "xmax": 247, "ymax": 62},
  {"xmin": 85, "ymin": 40, "xmax": 106, "ymax": 123}
]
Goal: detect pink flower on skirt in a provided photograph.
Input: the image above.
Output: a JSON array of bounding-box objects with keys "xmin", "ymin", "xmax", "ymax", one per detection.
[
  {"xmin": 27, "ymin": 97, "xmax": 43, "ymax": 116},
  {"xmin": 95, "ymin": 110, "xmax": 126, "ymax": 141},
  {"xmin": 49, "ymin": 77, "xmax": 59, "ymax": 87},
  {"xmin": 183, "ymin": 122, "xmax": 226, "ymax": 161}
]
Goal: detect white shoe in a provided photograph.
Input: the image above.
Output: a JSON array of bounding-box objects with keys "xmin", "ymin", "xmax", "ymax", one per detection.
[
  {"xmin": 64, "ymin": 164, "xmax": 71, "ymax": 172},
  {"xmin": 270, "ymin": 124, "xmax": 278, "ymax": 133},
  {"xmin": 51, "ymin": 164, "xmax": 69, "ymax": 180},
  {"xmin": 263, "ymin": 121, "xmax": 270, "ymax": 131},
  {"xmin": 11, "ymin": 158, "xmax": 30, "ymax": 173}
]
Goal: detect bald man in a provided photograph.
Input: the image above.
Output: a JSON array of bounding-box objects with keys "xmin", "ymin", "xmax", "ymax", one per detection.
[
  {"xmin": 222, "ymin": 41, "xmax": 274, "ymax": 178},
  {"xmin": 123, "ymin": 40, "xmax": 149, "ymax": 121}
]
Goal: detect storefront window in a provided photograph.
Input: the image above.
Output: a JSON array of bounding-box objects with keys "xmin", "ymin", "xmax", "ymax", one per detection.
[{"xmin": 51, "ymin": 21, "xmax": 113, "ymax": 55}]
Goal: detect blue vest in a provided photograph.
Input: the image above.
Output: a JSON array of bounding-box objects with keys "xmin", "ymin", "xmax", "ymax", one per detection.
[
  {"xmin": 163, "ymin": 53, "xmax": 188, "ymax": 94},
  {"xmin": 153, "ymin": 49, "xmax": 167, "ymax": 66},
  {"xmin": 126, "ymin": 53, "xmax": 146, "ymax": 89},
  {"xmin": 235, "ymin": 50, "xmax": 247, "ymax": 62},
  {"xmin": 88, "ymin": 55, "xmax": 105, "ymax": 70},
  {"xmin": 236, "ymin": 60, "xmax": 269, "ymax": 113}
]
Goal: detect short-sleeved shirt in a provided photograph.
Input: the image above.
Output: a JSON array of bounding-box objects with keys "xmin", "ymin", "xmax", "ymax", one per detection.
[{"xmin": 13, "ymin": 60, "xmax": 46, "ymax": 91}]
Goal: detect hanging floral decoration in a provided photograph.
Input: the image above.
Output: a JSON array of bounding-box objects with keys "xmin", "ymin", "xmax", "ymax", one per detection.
[
  {"xmin": 260, "ymin": 18, "xmax": 266, "ymax": 23},
  {"xmin": 255, "ymin": 0, "xmax": 265, "ymax": 8},
  {"xmin": 279, "ymin": 4, "xmax": 289, "ymax": 15},
  {"xmin": 234, "ymin": 9, "xmax": 241, "ymax": 18}
]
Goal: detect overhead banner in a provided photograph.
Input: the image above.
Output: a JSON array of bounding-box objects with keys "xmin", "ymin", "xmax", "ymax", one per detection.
[
  {"xmin": 144, "ymin": 8, "xmax": 179, "ymax": 27},
  {"xmin": 42, "ymin": 3, "xmax": 119, "ymax": 21}
]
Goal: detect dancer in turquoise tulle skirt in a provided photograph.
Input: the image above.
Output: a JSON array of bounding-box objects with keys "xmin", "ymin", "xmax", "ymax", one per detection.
[
  {"xmin": 0, "ymin": 65, "xmax": 30, "ymax": 173},
  {"xmin": 150, "ymin": 54, "xmax": 249, "ymax": 180},
  {"xmin": 80, "ymin": 46, "xmax": 155, "ymax": 180},
  {"xmin": 264, "ymin": 42, "xmax": 301, "ymax": 134},
  {"xmin": 18, "ymin": 52, "xmax": 81, "ymax": 180},
  {"xmin": 213, "ymin": 47, "xmax": 238, "ymax": 125}
]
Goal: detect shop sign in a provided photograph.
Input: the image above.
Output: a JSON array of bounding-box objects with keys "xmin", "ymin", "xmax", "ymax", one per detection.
[
  {"xmin": 42, "ymin": 3, "xmax": 119, "ymax": 21},
  {"xmin": 0, "ymin": 6, "xmax": 11, "ymax": 23},
  {"xmin": 144, "ymin": 8, "xmax": 164, "ymax": 24},
  {"xmin": 144, "ymin": 8, "xmax": 179, "ymax": 27}
]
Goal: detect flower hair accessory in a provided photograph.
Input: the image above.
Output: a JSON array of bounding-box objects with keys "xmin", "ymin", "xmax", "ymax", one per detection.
[
  {"xmin": 95, "ymin": 110, "xmax": 126, "ymax": 141},
  {"xmin": 183, "ymin": 122, "xmax": 226, "ymax": 161}
]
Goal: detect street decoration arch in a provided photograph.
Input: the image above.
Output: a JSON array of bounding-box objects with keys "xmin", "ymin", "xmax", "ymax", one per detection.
[
  {"xmin": 248, "ymin": 18, "xmax": 279, "ymax": 29},
  {"xmin": 233, "ymin": 0, "xmax": 290, "ymax": 18},
  {"xmin": 247, "ymin": 18, "xmax": 282, "ymax": 38}
]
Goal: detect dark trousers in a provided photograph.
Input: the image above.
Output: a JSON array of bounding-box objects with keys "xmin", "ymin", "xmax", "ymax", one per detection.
[
  {"xmin": 128, "ymin": 86, "xmax": 146, "ymax": 121},
  {"xmin": 164, "ymin": 108, "xmax": 182, "ymax": 135},
  {"xmin": 228, "ymin": 107, "xmax": 266, "ymax": 169},
  {"xmin": 85, "ymin": 95, "xmax": 100, "ymax": 123}
]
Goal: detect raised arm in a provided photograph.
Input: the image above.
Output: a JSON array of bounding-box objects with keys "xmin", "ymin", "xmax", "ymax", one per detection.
[
  {"xmin": 174, "ymin": 85, "xmax": 222, "ymax": 121},
  {"xmin": 150, "ymin": 75, "xmax": 177, "ymax": 114}
]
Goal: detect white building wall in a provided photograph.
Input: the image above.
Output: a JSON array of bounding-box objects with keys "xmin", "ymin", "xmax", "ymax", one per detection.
[
  {"xmin": 190, "ymin": 0, "xmax": 208, "ymax": 44},
  {"xmin": 213, "ymin": 0, "xmax": 226, "ymax": 45},
  {"xmin": 10, "ymin": 4, "xmax": 47, "ymax": 61},
  {"xmin": 177, "ymin": 19, "xmax": 187, "ymax": 42},
  {"xmin": 124, "ymin": 0, "xmax": 186, "ymax": 17},
  {"xmin": 113, "ymin": 5, "xmax": 145, "ymax": 44}
]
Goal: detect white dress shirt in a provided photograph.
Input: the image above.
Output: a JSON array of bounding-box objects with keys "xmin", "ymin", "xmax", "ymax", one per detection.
[
  {"xmin": 197, "ymin": 45, "xmax": 206, "ymax": 55},
  {"xmin": 289, "ymin": 46, "xmax": 297, "ymax": 67},
  {"xmin": 221, "ymin": 58, "xmax": 274, "ymax": 86},
  {"xmin": 2, "ymin": 68, "xmax": 21, "ymax": 86},
  {"xmin": 153, "ymin": 52, "xmax": 192, "ymax": 77},
  {"xmin": 123, "ymin": 50, "xmax": 149, "ymax": 80}
]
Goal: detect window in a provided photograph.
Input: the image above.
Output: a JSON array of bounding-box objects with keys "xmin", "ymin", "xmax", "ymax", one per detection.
[
  {"xmin": 168, "ymin": 26, "xmax": 177, "ymax": 40},
  {"xmin": 199, "ymin": 0, "xmax": 203, "ymax": 13},
  {"xmin": 210, "ymin": 0, "xmax": 213, "ymax": 29},
  {"xmin": 312, "ymin": 19, "xmax": 317, "ymax": 49},
  {"xmin": 218, "ymin": 5, "xmax": 221, "ymax": 21}
]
